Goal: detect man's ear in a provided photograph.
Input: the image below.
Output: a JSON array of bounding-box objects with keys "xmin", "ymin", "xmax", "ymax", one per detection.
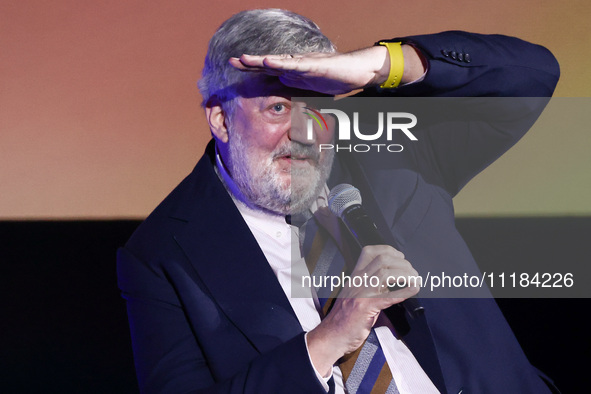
[{"xmin": 205, "ymin": 97, "xmax": 228, "ymax": 143}]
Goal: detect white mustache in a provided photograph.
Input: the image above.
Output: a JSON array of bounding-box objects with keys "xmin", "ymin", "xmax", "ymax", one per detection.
[{"xmin": 273, "ymin": 142, "xmax": 320, "ymax": 162}]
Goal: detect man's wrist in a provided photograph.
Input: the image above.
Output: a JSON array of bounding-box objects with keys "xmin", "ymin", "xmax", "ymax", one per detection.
[
  {"xmin": 372, "ymin": 41, "xmax": 427, "ymax": 87},
  {"xmin": 372, "ymin": 45, "xmax": 391, "ymax": 87},
  {"xmin": 400, "ymin": 44, "xmax": 427, "ymax": 83},
  {"xmin": 304, "ymin": 332, "xmax": 333, "ymax": 392},
  {"xmin": 307, "ymin": 324, "xmax": 348, "ymax": 377},
  {"xmin": 378, "ymin": 42, "xmax": 404, "ymax": 88}
]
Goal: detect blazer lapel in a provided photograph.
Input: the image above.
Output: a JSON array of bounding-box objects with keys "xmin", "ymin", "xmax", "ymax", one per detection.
[{"xmin": 172, "ymin": 143, "xmax": 303, "ymax": 354}]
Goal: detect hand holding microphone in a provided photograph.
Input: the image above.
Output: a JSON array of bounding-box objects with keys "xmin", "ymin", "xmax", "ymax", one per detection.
[
  {"xmin": 328, "ymin": 184, "xmax": 416, "ymax": 291},
  {"xmin": 307, "ymin": 184, "xmax": 419, "ymax": 373}
]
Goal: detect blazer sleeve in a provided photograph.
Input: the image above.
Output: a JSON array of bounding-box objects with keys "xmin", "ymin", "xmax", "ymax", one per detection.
[
  {"xmin": 363, "ymin": 31, "xmax": 560, "ymax": 195},
  {"xmin": 382, "ymin": 30, "xmax": 560, "ymax": 98}
]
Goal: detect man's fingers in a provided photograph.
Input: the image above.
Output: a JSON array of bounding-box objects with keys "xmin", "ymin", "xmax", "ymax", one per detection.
[
  {"xmin": 354, "ymin": 245, "xmax": 405, "ymax": 272},
  {"xmin": 228, "ymin": 57, "xmax": 273, "ymax": 72},
  {"xmin": 228, "ymin": 57, "xmax": 248, "ymax": 70},
  {"xmin": 228, "ymin": 52, "xmax": 362, "ymax": 95},
  {"xmin": 229, "ymin": 54, "xmax": 298, "ymax": 70},
  {"xmin": 340, "ymin": 245, "xmax": 417, "ymax": 298},
  {"xmin": 366, "ymin": 261, "xmax": 417, "ymax": 286},
  {"xmin": 228, "ymin": 55, "xmax": 272, "ymax": 71},
  {"xmin": 231, "ymin": 54, "xmax": 328, "ymax": 77},
  {"xmin": 374, "ymin": 285, "xmax": 420, "ymax": 305},
  {"xmin": 360, "ymin": 245, "xmax": 405, "ymax": 260}
]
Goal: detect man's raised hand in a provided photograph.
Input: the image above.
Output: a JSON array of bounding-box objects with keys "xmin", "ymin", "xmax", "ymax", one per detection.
[{"xmin": 229, "ymin": 44, "xmax": 425, "ymax": 95}]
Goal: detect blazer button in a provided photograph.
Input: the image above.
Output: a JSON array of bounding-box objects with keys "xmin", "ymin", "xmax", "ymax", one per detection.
[
  {"xmin": 450, "ymin": 51, "xmax": 457, "ymax": 60},
  {"xmin": 464, "ymin": 53, "xmax": 471, "ymax": 63},
  {"xmin": 441, "ymin": 49, "xmax": 449, "ymax": 57},
  {"xmin": 458, "ymin": 52, "xmax": 464, "ymax": 61}
]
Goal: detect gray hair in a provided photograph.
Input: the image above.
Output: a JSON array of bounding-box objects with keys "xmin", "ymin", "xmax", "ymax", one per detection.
[{"xmin": 198, "ymin": 9, "xmax": 335, "ymax": 112}]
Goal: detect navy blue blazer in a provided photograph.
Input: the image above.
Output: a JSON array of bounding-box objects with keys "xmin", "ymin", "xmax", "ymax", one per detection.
[{"xmin": 118, "ymin": 31, "xmax": 560, "ymax": 394}]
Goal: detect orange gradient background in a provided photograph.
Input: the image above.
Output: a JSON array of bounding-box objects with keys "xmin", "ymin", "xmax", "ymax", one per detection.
[{"xmin": 1, "ymin": 0, "xmax": 590, "ymax": 219}]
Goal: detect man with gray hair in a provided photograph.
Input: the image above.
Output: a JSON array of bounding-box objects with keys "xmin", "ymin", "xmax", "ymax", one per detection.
[{"xmin": 118, "ymin": 8, "xmax": 560, "ymax": 393}]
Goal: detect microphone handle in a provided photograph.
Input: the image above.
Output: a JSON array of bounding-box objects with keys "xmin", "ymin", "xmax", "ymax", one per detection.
[
  {"xmin": 341, "ymin": 204, "xmax": 416, "ymax": 294},
  {"xmin": 340, "ymin": 204, "xmax": 386, "ymax": 247}
]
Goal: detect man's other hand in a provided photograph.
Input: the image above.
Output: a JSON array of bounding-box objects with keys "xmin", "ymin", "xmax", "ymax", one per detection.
[{"xmin": 306, "ymin": 245, "xmax": 420, "ymax": 377}]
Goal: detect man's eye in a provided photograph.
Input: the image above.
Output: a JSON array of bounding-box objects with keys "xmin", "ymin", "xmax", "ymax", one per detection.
[{"xmin": 271, "ymin": 103, "xmax": 287, "ymax": 113}]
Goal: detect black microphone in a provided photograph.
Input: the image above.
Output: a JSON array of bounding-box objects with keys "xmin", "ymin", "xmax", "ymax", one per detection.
[
  {"xmin": 327, "ymin": 184, "xmax": 385, "ymax": 248},
  {"xmin": 328, "ymin": 184, "xmax": 423, "ymax": 316}
]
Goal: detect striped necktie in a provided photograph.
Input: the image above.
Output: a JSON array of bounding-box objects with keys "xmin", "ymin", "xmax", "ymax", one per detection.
[{"xmin": 291, "ymin": 210, "xmax": 400, "ymax": 394}]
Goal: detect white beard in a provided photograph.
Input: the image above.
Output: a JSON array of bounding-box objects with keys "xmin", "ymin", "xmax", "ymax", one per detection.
[{"xmin": 227, "ymin": 131, "xmax": 334, "ymax": 215}]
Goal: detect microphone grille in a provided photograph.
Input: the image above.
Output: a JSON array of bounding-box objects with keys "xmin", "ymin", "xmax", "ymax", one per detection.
[{"xmin": 328, "ymin": 184, "xmax": 362, "ymax": 218}]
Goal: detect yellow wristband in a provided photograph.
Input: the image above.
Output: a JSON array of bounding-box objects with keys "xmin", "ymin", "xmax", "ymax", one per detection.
[{"xmin": 378, "ymin": 41, "xmax": 404, "ymax": 88}]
